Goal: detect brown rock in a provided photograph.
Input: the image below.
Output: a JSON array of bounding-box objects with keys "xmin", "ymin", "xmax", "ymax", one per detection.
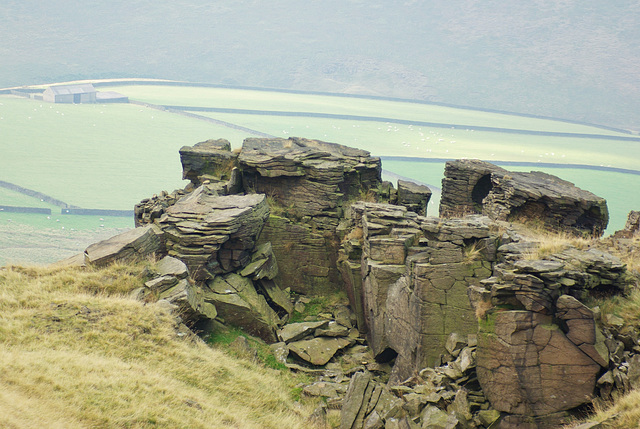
[
  {"xmin": 84, "ymin": 225, "xmax": 164, "ymax": 266},
  {"xmin": 477, "ymin": 310, "xmax": 600, "ymax": 416},
  {"xmin": 440, "ymin": 159, "xmax": 608, "ymax": 236}
]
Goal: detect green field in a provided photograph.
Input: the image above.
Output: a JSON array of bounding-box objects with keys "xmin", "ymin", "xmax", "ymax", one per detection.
[
  {"xmin": 0, "ymin": 97, "xmax": 249, "ymax": 209},
  {"xmin": 105, "ymin": 84, "xmax": 632, "ymax": 136},
  {"xmin": 2, "ymin": 82, "xmax": 640, "ymax": 265},
  {"xmin": 190, "ymin": 111, "xmax": 640, "ymax": 169}
]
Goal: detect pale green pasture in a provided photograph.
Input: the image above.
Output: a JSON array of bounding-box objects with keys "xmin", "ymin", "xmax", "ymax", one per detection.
[
  {"xmin": 193, "ymin": 112, "xmax": 640, "ymax": 170},
  {"xmin": 0, "ymin": 211, "xmax": 133, "ymax": 231},
  {"xmin": 381, "ymin": 159, "xmax": 640, "ymax": 234},
  {"xmin": 105, "ymin": 84, "xmax": 629, "ymax": 136},
  {"xmin": 0, "ymin": 97, "xmax": 248, "ymax": 209},
  {"xmin": 0, "ymin": 187, "xmax": 58, "ymax": 208}
]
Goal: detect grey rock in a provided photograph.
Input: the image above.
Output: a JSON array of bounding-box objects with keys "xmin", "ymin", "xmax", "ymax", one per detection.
[
  {"xmin": 420, "ymin": 405, "xmax": 452, "ymax": 429},
  {"xmin": 627, "ymin": 354, "xmax": 640, "ymax": 389},
  {"xmin": 303, "ymin": 381, "xmax": 344, "ymax": 398},
  {"xmin": 179, "ymin": 138, "xmax": 237, "ymax": 187},
  {"xmin": 363, "ymin": 411, "xmax": 384, "ymax": 429},
  {"xmin": 440, "ymin": 159, "xmax": 608, "ymax": 236},
  {"xmin": 397, "ymin": 180, "xmax": 432, "ymax": 216},
  {"xmin": 340, "ymin": 371, "xmax": 373, "ymax": 429},
  {"xmin": 445, "ymin": 332, "xmax": 467, "ymax": 357},
  {"xmin": 145, "ymin": 275, "xmax": 178, "ymax": 292},
  {"xmin": 476, "ymin": 409, "xmax": 501, "ymax": 427},
  {"xmin": 269, "ymin": 342, "xmax": 289, "ymax": 365},
  {"xmin": 156, "ymin": 255, "xmax": 189, "ymax": 279},
  {"xmin": 203, "ymin": 273, "xmax": 279, "ymax": 342},
  {"xmin": 278, "ymin": 321, "xmax": 329, "ymax": 343},
  {"xmin": 316, "ymin": 321, "xmax": 351, "ymax": 338},
  {"xmin": 161, "ymin": 189, "xmax": 269, "ymax": 280},
  {"xmin": 289, "ymin": 337, "xmax": 352, "ymax": 366}
]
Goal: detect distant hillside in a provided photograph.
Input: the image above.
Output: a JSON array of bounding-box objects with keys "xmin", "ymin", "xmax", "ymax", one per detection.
[{"xmin": 1, "ymin": 1, "xmax": 639, "ymax": 129}]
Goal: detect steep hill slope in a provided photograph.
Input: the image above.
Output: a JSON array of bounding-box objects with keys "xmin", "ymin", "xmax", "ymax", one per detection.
[
  {"xmin": 0, "ymin": 262, "xmax": 314, "ymax": 428},
  {"xmin": 1, "ymin": 1, "xmax": 639, "ymax": 129}
]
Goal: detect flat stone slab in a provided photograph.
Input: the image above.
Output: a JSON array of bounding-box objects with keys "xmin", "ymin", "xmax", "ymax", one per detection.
[
  {"xmin": 288, "ymin": 337, "xmax": 352, "ymax": 366},
  {"xmin": 84, "ymin": 225, "xmax": 163, "ymax": 266},
  {"xmin": 278, "ymin": 321, "xmax": 329, "ymax": 343}
]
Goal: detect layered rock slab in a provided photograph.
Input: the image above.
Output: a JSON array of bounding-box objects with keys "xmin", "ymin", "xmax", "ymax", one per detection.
[
  {"xmin": 240, "ymin": 137, "xmax": 383, "ymax": 294},
  {"xmin": 440, "ymin": 159, "xmax": 608, "ymax": 236},
  {"xmin": 160, "ymin": 187, "xmax": 269, "ymax": 280},
  {"xmin": 84, "ymin": 224, "xmax": 165, "ymax": 266},
  {"xmin": 179, "ymin": 138, "xmax": 237, "ymax": 186}
]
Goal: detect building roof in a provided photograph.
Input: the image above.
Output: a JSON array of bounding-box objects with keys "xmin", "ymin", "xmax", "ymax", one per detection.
[{"xmin": 46, "ymin": 84, "xmax": 96, "ymax": 95}]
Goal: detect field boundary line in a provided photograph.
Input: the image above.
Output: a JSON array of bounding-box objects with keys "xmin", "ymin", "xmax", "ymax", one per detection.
[
  {"xmin": 161, "ymin": 106, "xmax": 640, "ymax": 142},
  {"xmin": 128, "ymin": 101, "xmax": 275, "ymax": 137},
  {"xmin": 380, "ymin": 156, "xmax": 640, "ymax": 175},
  {"xmin": 88, "ymin": 79, "xmax": 632, "ymax": 135},
  {"xmin": 0, "ymin": 180, "xmax": 78, "ymax": 208}
]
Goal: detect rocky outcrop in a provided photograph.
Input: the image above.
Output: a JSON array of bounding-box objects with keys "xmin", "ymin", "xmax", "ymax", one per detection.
[
  {"xmin": 339, "ymin": 203, "xmax": 497, "ymax": 382},
  {"xmin": 179, "ymin": 138, "xmax": 238, "ymax": 187},
  {"xmin": 397, "ymin": 180, "xmax": 432, "ymax": 216},
  {"xmin": 239, "ymin": 137, "xmax": 382, "ymax": 219},
  {"xmin": 80, "ymin": 137, "xmax": 638, "ymax": 428},
  {"xmin": 471, "ymin": 231, "xmax": 633, "ymax": 427},
  {"xmin": 240, "ymin": 137, "xmax": 384, "ymax": 294},
  {"xmin": 440, "ymin": 159, "xmax": 609, "ymax": 236},
  {"xmin": 84, "ymin": 224, "xmax": 165, "ymax": 266},
  {"xmin": 160, "ymin": 187, "xmax": 269, "ymax": 281},
  {"xmin": 337, "ymin": 201, "xmax": 632, "ymax": 426}
]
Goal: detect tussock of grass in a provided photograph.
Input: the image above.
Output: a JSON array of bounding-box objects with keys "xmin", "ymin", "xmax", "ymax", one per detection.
[
  {"xmin": 565, "ymin": 390, "xmax": 640, "ymax": 428},
  {"xmin": 0, "ymin": 263, "xmax": 313, "ymax": 428},
  {"xmin": 520, "ymin": 228, "xmax": 594, "ymax": 260},
  {"xmin": 463, "ymin": 241, "xmax": 483, "ymax": 262}
]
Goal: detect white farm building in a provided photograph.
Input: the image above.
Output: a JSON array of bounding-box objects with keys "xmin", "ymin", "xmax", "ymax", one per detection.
[{"xmin": 43, "ymin": 84, "xmax": 97, "ymax": 104}]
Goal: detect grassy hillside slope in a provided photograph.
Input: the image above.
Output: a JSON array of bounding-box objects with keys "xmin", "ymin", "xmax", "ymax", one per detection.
[{"xmin": 0, "ymin": 262, "xmax": 313, "ymax": 428}]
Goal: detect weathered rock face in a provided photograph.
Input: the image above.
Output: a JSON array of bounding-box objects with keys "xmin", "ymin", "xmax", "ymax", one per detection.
[
  {"xmin": 239, "ymin": 137, "xmax": 384, "ymax": 294},
  {"xmin": 339, "ymin": 203, "xmax": 496, "ymax": 382},
  {"xmin": 384, "ymin": 216, "xmax": 496, "ymax": 381},
  {"xmin": 239, "ymin": 137, "xmax": 382, "ymax": 218},
  {"xmin": 337, "ymin": 201, "xmax": 632, "ymax": 426},
  {"xmin": 440, "ymin": 159, "xmax": 609, "ymax": 236},
  {"xmin": 160, "ymin": 187, "xmax": 269, "ymax": 281},
  {"xmin": 397, "ymin": 180, "xmax": 432, "ymax": 216},
  {"xmin": 179, "ymin": 138, "xmax": 238, "ymax": 186},
  {"xmin": 477, "ymin": 310, "xmax": 600, "ymax": 417},
  {"xmin": 472, "ymin": 231, "xmax": 632, "ymax": 426},
  {"xmin": 257, "ymin": 214, "xmax": 341, "ymax": 296}
]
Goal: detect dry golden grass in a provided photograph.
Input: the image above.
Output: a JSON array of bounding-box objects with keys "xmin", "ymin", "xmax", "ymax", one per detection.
[
  {"xmin": 565, "ymin": 390, "xmax": 640, "ymax": 428},
  {"xmin": 520, "ymin": 228, "xmax": 594, "ymax": 260},
  {"xmin": 0, "ymin": 263, "xmax": 314, "ymax": 428}
]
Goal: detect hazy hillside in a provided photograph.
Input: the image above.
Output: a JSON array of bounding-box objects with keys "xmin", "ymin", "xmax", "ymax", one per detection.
[{"xmin": 1, "ymin": 1, "xmax": 639, "ymax": 130}]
